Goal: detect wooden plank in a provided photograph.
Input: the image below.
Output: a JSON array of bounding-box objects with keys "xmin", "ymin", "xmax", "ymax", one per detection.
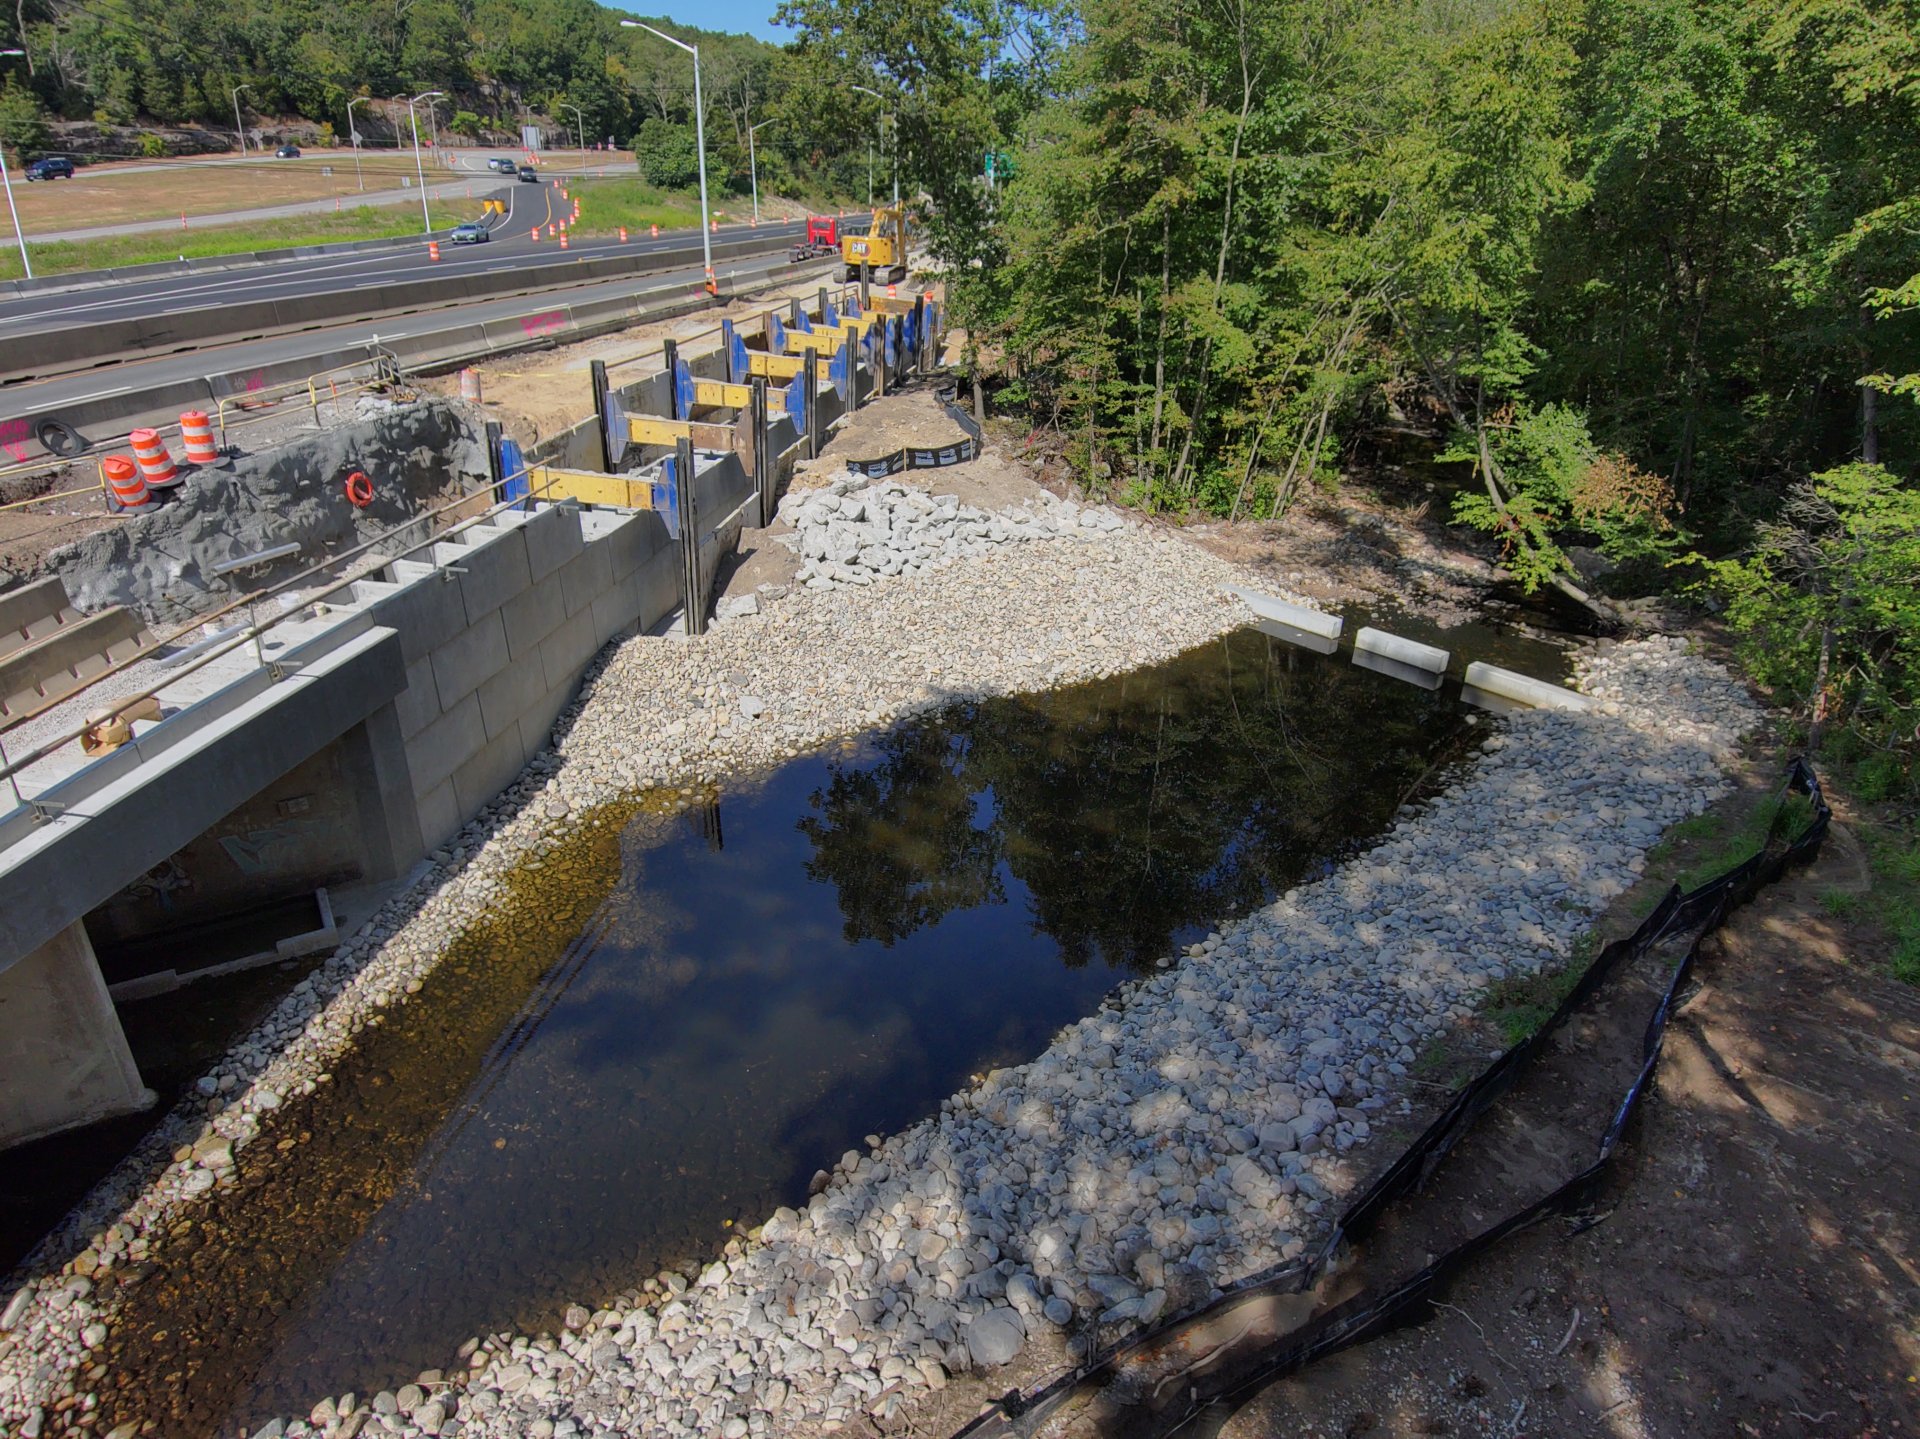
[
  {"xmin": 529, "ymin": 465, "xmax": 654, "ymax": 510},
  {"xmin": 744, "ymin": 351, "xmax": 806, "ymax": 379},
  {"xmin": 626, "ymin": 416, "xmax": 694, "ymax": 447},
  {"xmin": 693, "ymin": 380, "xmax": 753, "ymax": 409},
  {"xmin": 783, "ymin": 319, "xmax": 877, "ymax": 356}
]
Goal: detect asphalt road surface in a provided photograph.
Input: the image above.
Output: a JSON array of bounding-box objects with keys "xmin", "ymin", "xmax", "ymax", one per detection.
[
  {"xmin": 2, "ymin": 245, "xmax": 819, "ymax": 441},
  {"xmin": 0, "ymin": 190, "xmax": 812, "ymax": 346}
]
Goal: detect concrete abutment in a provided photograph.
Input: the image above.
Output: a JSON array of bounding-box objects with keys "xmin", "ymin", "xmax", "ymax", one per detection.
[{"xmin": 0, "ymin": 922, "xmax": 153, "ymax": 1150}]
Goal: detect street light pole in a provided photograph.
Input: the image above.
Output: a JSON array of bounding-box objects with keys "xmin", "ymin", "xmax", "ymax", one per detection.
[
  {"xmin": 560, "ymin": 104, "xmax": 586, "ymax": 156},
  {"xmin": 346, "ymin": 96, "xmax": 370, "ymax": 192},
  {"xmin": 621, "ymin": 20, "xmax": 713, "ymax": 293},
  {"xmin": 0, "ymin": 50, "xmax": 29, "ymax": 279},
  {"xmin": 406, "ymin": 90, "xmax": 445, "ymax": 236},
  {"xmin": 851, "ymin": 84, "xmax": 897, "ymax": 204},
  {"xmin": 231, "ymin": 82, "xmax": 253, "ymax": 157},
  {"xmin": 747, "ymin": 119, "xmax": 773, "ymax": 225}
]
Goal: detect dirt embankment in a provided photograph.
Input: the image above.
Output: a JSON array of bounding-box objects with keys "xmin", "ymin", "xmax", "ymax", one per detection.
[{"xmin": 1217, "ymin": 756, "xmax": 1920, "ymax": 1439}]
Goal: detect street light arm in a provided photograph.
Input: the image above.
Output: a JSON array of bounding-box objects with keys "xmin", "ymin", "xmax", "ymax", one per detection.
[
  {"xmin": 619, "ymin": 19, "xmax": 711, "ymax": 290},
  {"xmin": 620, "ymin": 18, "xmax": 695, "ymax": 55}
]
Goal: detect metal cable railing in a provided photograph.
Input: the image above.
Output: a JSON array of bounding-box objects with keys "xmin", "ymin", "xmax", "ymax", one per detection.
[{"xmin": 0, "ymin": 454, "xmax": 571, "ymax": 809}]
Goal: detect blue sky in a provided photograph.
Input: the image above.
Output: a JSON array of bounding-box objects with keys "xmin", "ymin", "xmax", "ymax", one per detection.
[{"xmin": 625, "ymin": 3, "xmax": 793, "ymax": 43}]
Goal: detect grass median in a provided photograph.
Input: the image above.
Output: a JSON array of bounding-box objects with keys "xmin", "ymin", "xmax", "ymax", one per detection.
[
  {"xmin": 0, "ymin": 202, "xmax": 478, "ymax": 281},
  {"xmin": 556, "ymin": 179, "xmax": 718, "ymax": 237}
]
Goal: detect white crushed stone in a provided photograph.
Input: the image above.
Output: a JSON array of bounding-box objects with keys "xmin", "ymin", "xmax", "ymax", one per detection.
[{"xmin": 778, "ymin": 472, "xmax": 1126, "ymax": 589}]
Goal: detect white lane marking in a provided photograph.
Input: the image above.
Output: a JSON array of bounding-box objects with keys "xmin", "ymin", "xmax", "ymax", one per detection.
[
  {"xmin": 0, "ymin": 218, "xmax": 809, "ymax": 334},
  {"xmin": 55, "ymin": 385, "xmax": 134, "ymax": 402}
]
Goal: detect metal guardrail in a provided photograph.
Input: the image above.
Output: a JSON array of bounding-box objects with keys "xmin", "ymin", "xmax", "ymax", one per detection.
[{"xmin": 0, "ymin": 452, "xmax": 569, "ymax": 813}]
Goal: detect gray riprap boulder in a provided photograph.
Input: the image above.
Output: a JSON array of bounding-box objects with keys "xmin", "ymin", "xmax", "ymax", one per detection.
[{"xmin": 965, "ymin": 1307, "xmax": 1025, "ymax": 1367}]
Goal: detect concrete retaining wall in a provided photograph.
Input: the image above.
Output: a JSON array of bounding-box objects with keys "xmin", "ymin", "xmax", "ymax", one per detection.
[{"xmin": 335, "ymin": 501, "xmax": 681, "ymax": 849}]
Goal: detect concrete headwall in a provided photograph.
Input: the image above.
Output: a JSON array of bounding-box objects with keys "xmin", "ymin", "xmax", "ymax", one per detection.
[{"xmin": 48, "ymin": 400, "xmax": 490, "ymax": 622}]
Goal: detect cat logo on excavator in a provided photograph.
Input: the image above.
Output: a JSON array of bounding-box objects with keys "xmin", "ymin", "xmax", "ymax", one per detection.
[{"xmin": 843, "ymin": 203, "xmax": 909, "ymax": 283}]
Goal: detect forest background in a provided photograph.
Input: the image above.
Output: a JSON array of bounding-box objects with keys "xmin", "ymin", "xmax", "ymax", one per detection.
[{"xmin": 1, "ymin": 0, "xmax": 1916, "ymax": 796}]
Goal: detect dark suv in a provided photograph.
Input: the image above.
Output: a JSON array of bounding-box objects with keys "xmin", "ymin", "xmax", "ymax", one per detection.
[
  {"xmin": 517, "ymin": 164, "xmax": 539, "ymax": 182},
  {"xmin": 25, "ymin": 156, "xmax": 74, "ymax": 181}
]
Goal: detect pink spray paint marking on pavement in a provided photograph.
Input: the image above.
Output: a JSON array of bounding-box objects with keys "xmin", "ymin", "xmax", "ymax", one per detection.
[{"xmin": 0, "ymin": 418, "xmax": 32, "ymax": 463}]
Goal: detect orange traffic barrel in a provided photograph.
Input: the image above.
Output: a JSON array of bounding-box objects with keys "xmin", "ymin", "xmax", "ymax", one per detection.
[
  {"xmin": 531, "ymin": 227, "xmax": 541, "ymax": 242},
  {"xmin": 650, "ymin": 224, "xmax": 659, "ymax": 237},
  {"xmin": 103, "ymin": 455, "xmax": 149, "ymax": 510},
  {"xmin": 179, "ymin": 411, "xmax": 219, "ymax": 465},
  {"xmin": 428, "ymin": 240, "xmax": 441, "ymax": 261},
  {"xmin": 559, "ymin": 233, "xmax": 569, "ymax": 249},
  {"xmin": 128, "ymin": 429, "xmax": 179, "ymax": 491},
  {"xmin": 888, "ymin": 283, "xmax": 898, "ymax": 298},
  {"xmin": 619, "ymin": 226, "xmax": 628, "ymax": 242}
]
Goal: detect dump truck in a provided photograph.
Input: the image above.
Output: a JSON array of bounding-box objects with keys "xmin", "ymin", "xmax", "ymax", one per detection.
[
  {"xmin": 789, "ymin": 216, "xmax": 840, "ymax": 262},
  {"xmin": 842, "ymin": 203, "xmax": 909, "ymax": 283}
]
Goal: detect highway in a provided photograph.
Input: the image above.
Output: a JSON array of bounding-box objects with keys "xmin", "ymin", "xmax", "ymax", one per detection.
[
  {"xmin": 0, "ymin": 183, "xmax": 811, "ymax": 342},
  {"xmin": 0, "ymin": 243, "xmax": 837, "ymax": 460},
  {"xmin": 18, "ymin": 150, "xmax": 636, "ymax": 244}
]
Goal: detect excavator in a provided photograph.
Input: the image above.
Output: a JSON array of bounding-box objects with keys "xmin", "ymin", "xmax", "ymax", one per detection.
[{"xmin": 841, "ymin": 202, "xmax": 910, "ymax": 284}]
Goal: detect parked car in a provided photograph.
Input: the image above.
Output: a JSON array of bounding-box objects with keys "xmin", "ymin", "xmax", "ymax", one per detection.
[
  {"xmin": 275, "ymin": 144, "xmax": 301, "ymax": 158},
  {"xmin": 24, "ymin": 157, "xmax": 74, "ymax": 181},
  {"xmin": 449, "ymin": 221, "xmax": 491, "ymax": 245},
  {"xmin": 487, "ymin": 157, "xmax": 518, "ymax": 173},
  {"xmin": 517, "ymin": 165, "xmax": 540, "ymax": 182}
]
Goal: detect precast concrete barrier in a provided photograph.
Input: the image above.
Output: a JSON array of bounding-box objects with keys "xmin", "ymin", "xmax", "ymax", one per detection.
[
  {"xmin": 3, "ymin": 231, "xmax": 820, "ymax": 383},
  {"xmin": 0, "ymin": 259, "xmax": 834, "ymax": 464},
  {"xmin": 1353, "ymin": 626, "xmax": 1449, "ymax": 673},
  {"xmin": 1463, "ymin": 660, "xmax": 1594, "ymax": 712}
]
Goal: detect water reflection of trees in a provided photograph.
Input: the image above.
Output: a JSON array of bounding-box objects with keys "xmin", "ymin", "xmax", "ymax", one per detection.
[{"xmin": 800, "ymin": 629, "xmax": 1460, "ymax": 970}]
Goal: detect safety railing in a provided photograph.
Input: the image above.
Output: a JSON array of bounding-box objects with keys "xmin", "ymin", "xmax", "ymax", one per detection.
[{"xmin": 0, "ymin": 451, "xmax": 584, "ymax": 815}]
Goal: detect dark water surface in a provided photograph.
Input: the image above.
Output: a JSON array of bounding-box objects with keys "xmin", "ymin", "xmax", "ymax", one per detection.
[{"xmin": 80, "ymin": 626, "xmax": 1479, "ymax": 1435}]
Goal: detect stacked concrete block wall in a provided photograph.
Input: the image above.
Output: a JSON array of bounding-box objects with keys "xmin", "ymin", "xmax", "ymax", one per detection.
[{"xmin": 339, "ymin": 502, "xmax": 678, "ymax": 851}]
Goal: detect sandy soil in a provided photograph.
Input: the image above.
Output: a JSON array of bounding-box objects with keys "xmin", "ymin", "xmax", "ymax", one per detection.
[
  {"xmin": 0, "ymin": 498, "xmax": 124, "ymax": 583},
  {"xmin": 424, "ymin": 269, "xmax": 848, "ymax": 450},
  {"xmin": 1183, "ymin": 490, "xmax": 1501, "ymax": 625}
]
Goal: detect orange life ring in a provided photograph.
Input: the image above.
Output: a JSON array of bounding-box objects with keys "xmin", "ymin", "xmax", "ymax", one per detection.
[{"xmin": 344, "ymin": 470, "xmax": 374, "ymax": 508}]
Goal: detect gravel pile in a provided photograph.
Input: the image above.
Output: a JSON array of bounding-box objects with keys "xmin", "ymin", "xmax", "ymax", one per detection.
[
  {"xmin": 779, "ymin": 474, "xmax": 1126, "ymax": 590},
  {"xmin": 0, "ymin": 504, "xmax": 1761, "ymax": 1439}
]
